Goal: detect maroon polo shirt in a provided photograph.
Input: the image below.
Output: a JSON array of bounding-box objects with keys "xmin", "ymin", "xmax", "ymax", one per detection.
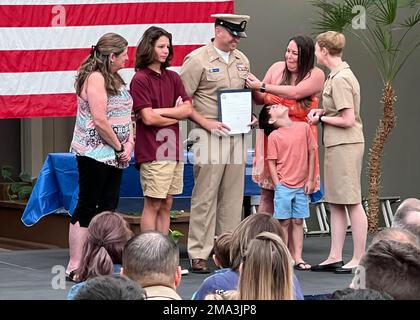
[{"xmin": 130, "ymin": 67, "xmax": 191, "ymax": 165}]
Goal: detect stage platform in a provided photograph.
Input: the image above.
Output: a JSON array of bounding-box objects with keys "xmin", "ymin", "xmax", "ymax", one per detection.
[{"xmin": 0, "ymin": 234, "xmax": 368, "ymax": 300}]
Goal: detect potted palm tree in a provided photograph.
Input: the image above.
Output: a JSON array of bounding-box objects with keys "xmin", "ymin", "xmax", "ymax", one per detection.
[{"xmin": 311, "ymin": 0, "xmax": 420, "ymax": 233}]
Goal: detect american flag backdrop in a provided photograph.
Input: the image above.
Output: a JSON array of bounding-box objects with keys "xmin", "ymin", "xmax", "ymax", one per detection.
[{"xmin": 0, "ymin": 0, "xmax": 234, "ymax": 119}]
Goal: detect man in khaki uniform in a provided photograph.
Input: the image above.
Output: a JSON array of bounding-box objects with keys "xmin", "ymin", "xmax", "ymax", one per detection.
[{"xmin": 180, "ymin": 13, "xmax": 251, "ymax": 273}]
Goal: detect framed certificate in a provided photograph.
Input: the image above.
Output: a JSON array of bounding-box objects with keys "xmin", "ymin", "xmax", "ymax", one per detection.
[{"xmin": 217, "ymin": 89, "xmax": 252, "ymax": 134}]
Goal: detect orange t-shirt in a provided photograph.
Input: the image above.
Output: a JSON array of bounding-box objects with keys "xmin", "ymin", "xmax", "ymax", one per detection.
[{"xmin": 267, "ymin": 122, "xmax": 317, "ymax": 188}]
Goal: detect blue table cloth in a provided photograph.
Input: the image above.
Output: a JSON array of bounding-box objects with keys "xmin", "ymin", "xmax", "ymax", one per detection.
[{"xmin": 22, "ymin": 151, "xmax": 261, "ymax": 226}]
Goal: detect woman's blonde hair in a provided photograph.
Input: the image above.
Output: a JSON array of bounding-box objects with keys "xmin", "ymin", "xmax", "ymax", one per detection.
[
  {"xmin": 238, "ymin": 232, "xmax": 294, "ymax": 300},
  {"xmin": 230, "ymin": 213, "xmax": 285, "ymax": 272},
  {"xmin": 75, "ymin": 32, "xmax": 128, "ymax": 96},
  {"xmin": 204, "ymin": 290, "xmax": 239, "ymax": 300},
  {"xmin": 316, "ymin": 31, "xmax": 346, "ymax": 56}
]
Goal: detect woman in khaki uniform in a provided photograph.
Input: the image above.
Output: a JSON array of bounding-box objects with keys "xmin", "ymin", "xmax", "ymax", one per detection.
[{"xmin": 308, "ymin": 31, "xmax": 367, "ymax": 274}]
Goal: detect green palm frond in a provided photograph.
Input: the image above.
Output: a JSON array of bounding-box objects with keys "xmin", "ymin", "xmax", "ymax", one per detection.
[
  {"xmin": 312, "ymin": 0, "xmax": 420, "ymax": 82},
  {"xmin": 310, "ymin": 0, "xmax": 353, "ymax": 33},
  {"xmin": 371, "ymin": 25, "xmax": 393, "ymax": 51},
  {"xmin": 344, "ymin": 0, "xmax": 375, "ymax": 10},
  {"xmin": 400, "ymin": 9, "xmax": 420, "ymax": 27},
  {"xmin": 372, "ymin": 0, "xmax": 398, "ymax": 25},
  {"xmin": 397, "ymin": 0, "xmax": 420, "ymax": 8}
]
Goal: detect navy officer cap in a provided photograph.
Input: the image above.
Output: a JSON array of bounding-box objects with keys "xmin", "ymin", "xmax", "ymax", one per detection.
[{"xmin": 211, "ymin": 13, "xmax": 250, "ymax": 38}]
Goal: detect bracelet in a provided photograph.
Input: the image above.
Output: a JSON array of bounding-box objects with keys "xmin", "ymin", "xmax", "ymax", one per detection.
[
  {"xmin": 260, "ymin": 83, "xmax": 266, "ymax": 93},
  {"xmin": 115, "ymin": 143, "xmax": 124, "ymax": 154}
]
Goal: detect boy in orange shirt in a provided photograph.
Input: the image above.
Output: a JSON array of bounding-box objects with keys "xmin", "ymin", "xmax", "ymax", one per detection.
[{"xmin": 259, "ymin": 104, "xmax": 317, "ymax": 270}]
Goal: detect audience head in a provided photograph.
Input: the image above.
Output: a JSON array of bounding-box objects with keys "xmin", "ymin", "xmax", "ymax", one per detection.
[
  {"xmin": 371, "ymin": 227, "xmax": 419, "ymax": 248},
  {"xmin": 315, "ymin": 31, "xmax": 346, "ymax": 56},
  {"xmin": 392, "ymin": 198, "xmax": 420, "ymax": 240},
  {"xmin": 74, "ymin": 275, "xmax": 146, "ymax": 300},
  {"xmin": 330, "ymin": 287, "xmax": 393, "ymax": 300},
  {"xmin": 239, "ymin": 232, "xmax": 294, "ymax": 300},
  {"xmin": 230, "ymin": 213, "xmax": 285, "ymax": 272},
  {"xmin": 359, "ymin": 240, "xmax": 420, "ymax": 300},
  {"xmin": 76, "ymin": 211, "xmax": 133, "ymax": 282},
  {"xmin": 212, "ymin": 232, "xmax": 232, "ymax": 269},
  {"xmin": 122, "ymin": 231, "xmax": 181, "ymax": 289},
  {"xmin": 135, "ymin": 26, "xmax": 173, "ymax": 71}
]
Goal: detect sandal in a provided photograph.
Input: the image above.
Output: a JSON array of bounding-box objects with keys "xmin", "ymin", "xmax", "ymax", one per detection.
[{"xmin": 294, "ymin": 262, "xmax": 311, "ymax": 271}]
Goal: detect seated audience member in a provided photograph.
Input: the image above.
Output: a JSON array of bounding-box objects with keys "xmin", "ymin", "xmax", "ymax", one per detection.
[
  {"xmin": 212, "ymin": 232, "xmax": 232, "ymax": 269},
  {"xmin": 392, "ymin": 198, "xmax": 420, "ymax": 239},
  {"xmin": 191, "ymin": 232, "xmax": 232, "ymax": 299},
  {"xmin": 122, "ymin": 231, "xmax": 182, "ymax": 300},
  {"xmin": 192, "ymin": 213, "xmax": 304, "ymax": 300},
  {"xmin": 239, "ymin": 232, "xmax": 295, "ymax": 300},
  {"xmin": 67, "ymin": 211, "xmax": 133, "ymax": 299},
  {"xmin": 371, "ymin": 227, "xmax": 419, "ymax": 248},
  {"xmin": 74, "ymin": 275, "xmax": 146, "ymax": 300},
  {"xmin": 330, "ymin": 287, "xmax": 393, "ymax": 300},
  {"xmin": 355, "ymin": 240, "xmax": 420, "ymax": 300}
]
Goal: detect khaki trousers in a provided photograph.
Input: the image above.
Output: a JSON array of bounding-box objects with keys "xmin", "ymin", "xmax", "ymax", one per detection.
[{"xmin": 188, "ymin": 132, "xmax": 246, "ymax": 260}]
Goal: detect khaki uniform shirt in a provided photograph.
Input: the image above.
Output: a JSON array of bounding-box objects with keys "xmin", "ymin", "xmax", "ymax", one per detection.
[
  {"xmin": 144, "ymin": 285, "xmax": 182, "ymax": 300},
  {"xmin": 180, "ymin": 41, "xmax": 250, "ymax": 120},
  {"xmin": 322, "ymin": 62, "xmax": 364, "ymax": 147}
]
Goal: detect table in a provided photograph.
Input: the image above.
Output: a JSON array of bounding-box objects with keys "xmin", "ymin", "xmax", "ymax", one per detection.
[{"xmin": 22, "ymin": 152, "xmax": 260, "ymax": 226}]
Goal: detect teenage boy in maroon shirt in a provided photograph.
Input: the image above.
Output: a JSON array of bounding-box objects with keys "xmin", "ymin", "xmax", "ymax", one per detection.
[{"xmin": 130, "ymin": 26, "xmax": 192, "ymax": 234}]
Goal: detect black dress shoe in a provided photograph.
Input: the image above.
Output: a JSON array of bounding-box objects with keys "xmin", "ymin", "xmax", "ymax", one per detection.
[
  {"xmin": 334, "ymin": 267, "xmax": 356, "ymax": 274},
  {"xmin": 310, "ymin": 261, "xmax": 344, "ymax": 272},
  {"xmin": 190, "ymin": 259, "xmax": 211, "ymax": 274}
]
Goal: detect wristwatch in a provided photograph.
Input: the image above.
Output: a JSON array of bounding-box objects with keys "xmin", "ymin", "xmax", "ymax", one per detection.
[
  {"xmin": 115, "ymin": 144, "xmax": 125, "ymax": 157},
  {"xmin": 260, "ymin": 83, "xmax": 266, "ymax": 93}
]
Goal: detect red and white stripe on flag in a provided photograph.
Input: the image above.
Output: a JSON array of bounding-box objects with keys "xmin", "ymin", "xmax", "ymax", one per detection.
[{"xmin": 0, "ymin": 0, "xmax": 234, "ymax": 119}]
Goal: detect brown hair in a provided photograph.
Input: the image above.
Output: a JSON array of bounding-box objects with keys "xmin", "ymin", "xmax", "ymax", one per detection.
[
  {"xmin": 230, "ymin": 213, "xmax": 285, "ymax": 272},
  {"xmin": 281, "ymin": 35, "xmax": 316, "ymax": 109},
  {"xmin": 316, "ymin": 31, "xmax": 346, "ymax": 56},
  {"xmin": 239, "ymin": 232, "xmax": 294, "ymax": 300},
  {"xmin": 213, "ymin": 232, "xmax": 232, "ymax": 268},
  {"xmin": 361, "ymin": 240, "xmax": 420, "ymax": 300},
  {"xmin": 75, "ymin": 33, "xmax": 128, "ymax": 96},
  {"xmin": 135, "ymin": 26, "xmax": 173, "ymax": 71},
  {"xmin": 281, "ymin": 35, "xmax": 315, "ymax": 86},
  {"xmin": 372, "ymin": 227, "xmax": 419, "ymax": 248},
  {"xmin": 76, "ymin": 211, "xmax": 133, "ymax": 282}
]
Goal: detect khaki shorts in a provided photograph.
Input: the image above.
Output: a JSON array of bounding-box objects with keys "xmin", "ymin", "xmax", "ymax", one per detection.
[{"xmin": 140, "ymin": 161, "xmax": 184, "ymax": 199}]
